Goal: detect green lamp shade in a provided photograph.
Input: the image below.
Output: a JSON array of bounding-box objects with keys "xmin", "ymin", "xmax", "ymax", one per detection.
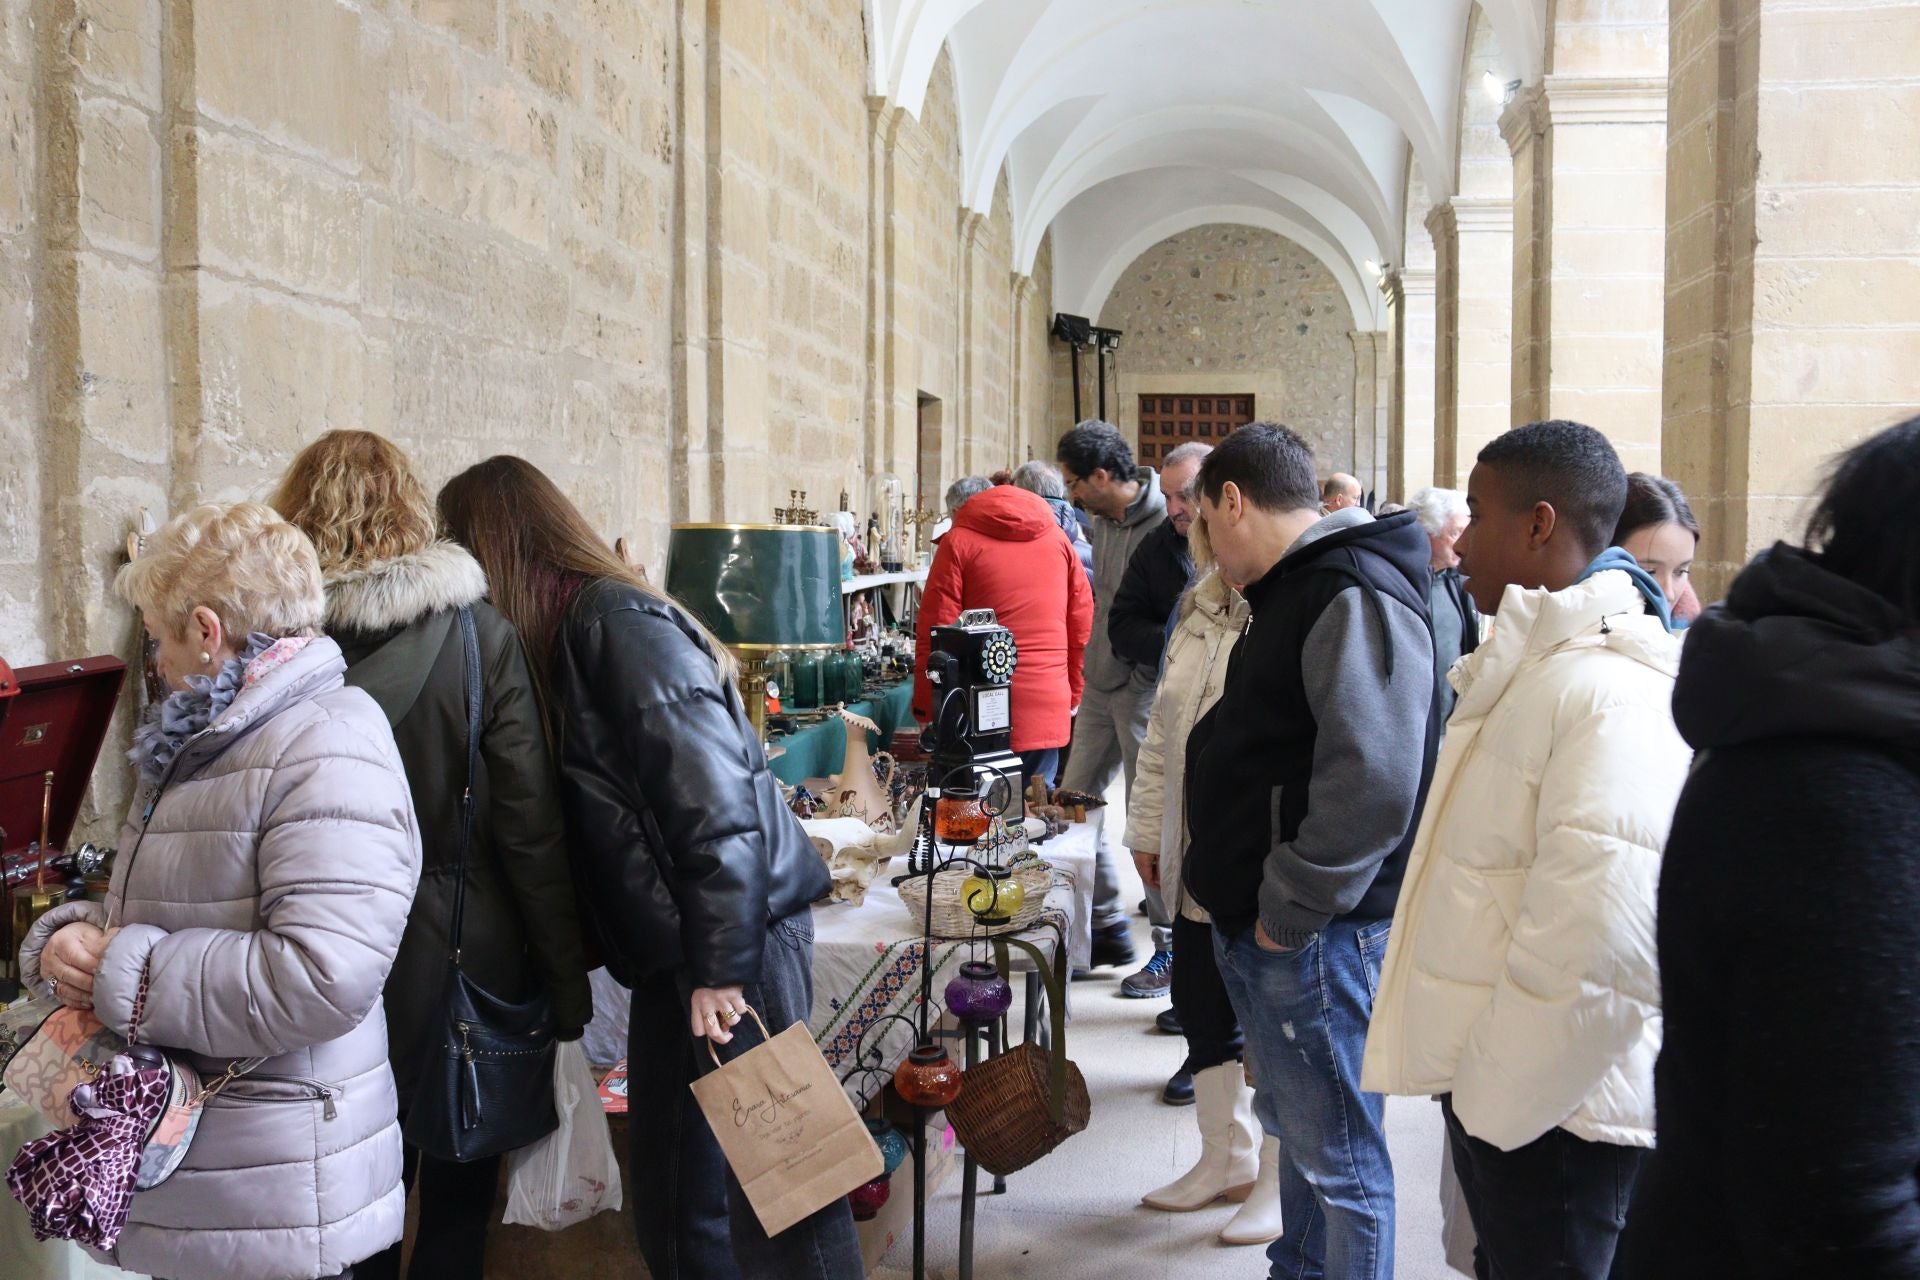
[{"xmin": 665, "ymin": 524, "xmax": 843, "ymax": 650}]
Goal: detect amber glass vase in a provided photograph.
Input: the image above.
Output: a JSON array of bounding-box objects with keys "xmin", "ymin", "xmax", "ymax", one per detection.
[
  {"xmin": 934, "ymin": 792, "xmax": 990, "ymax": 844},
  {"xmin": 893, "ymin": 1045, "xmax": 963, "ymax": 1108}
]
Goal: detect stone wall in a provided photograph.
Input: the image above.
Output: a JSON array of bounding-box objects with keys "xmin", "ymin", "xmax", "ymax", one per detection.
[
  {"xmin": 1663, "ymin": 0, "xmax": 1920, "ymax": 600},
  {"xmin": 1091, "ymin": 224, "xmax": 1358, "ymax": 472},
  {"xmin": 6, "ymin": 0, "xmax": 1050, "ymax": 839}
]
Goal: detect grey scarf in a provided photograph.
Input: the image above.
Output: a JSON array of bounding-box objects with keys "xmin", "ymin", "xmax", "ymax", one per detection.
[{"xmin": 129, "ymin": 633, "xmax": 275, "ymax": 786}]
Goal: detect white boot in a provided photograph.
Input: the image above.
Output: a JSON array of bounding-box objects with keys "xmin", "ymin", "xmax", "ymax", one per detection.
[
  {"xmin": 1140, "ymin": 1063, "xmax": 1258, "ymax": 1211},
  {"xmin": 1219, "ymin": 1135, "xmax": 1283, "ymax": 1245}
]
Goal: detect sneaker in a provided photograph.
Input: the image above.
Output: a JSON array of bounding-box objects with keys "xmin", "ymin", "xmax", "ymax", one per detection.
[
  {"xmin": 1090, "ymin": 921, "xmax": 1138, "ymax": 969},
  {"xmin": 1120, "ymin": 948, "xmax": 1173, "ymax": 999},
  {"xmin": 1155, "ymin": 1007, "xmax": 1183, "ymax": 1036},
  {"xmin": 1161, "ymin": 1065, "xmax": 1195, "ymax": 1106}
]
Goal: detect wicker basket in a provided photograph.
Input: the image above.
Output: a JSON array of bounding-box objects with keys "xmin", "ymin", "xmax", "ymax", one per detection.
[
  {"xmin": 897, "ymin": 862, "xmax": 1052, "ymax": 938},
  {"xmin": 944, "ymin": 935, "xmax": 1090, "ymax": 1176}
]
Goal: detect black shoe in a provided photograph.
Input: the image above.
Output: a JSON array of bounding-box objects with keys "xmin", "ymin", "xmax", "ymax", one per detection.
[
  {"xmin": 1155, "ymin": 1007, "xmax": 1183, "ymax": 1036},
  {"xmin": 1162, "ymin": 1066, "xmax": 1195, "ymax": 1106},
  {"xmin": 1090, "ymin": 921, "xmax": 1137, "ymax": 969}
]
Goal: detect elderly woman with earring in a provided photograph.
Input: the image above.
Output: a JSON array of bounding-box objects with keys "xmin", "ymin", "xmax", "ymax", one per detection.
[{"xmin": 21, "ymin": 502, "xmax": 421, "ymax": 1280}]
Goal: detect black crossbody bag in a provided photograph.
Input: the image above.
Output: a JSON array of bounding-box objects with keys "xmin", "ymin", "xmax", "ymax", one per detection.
[{"xmin": 404, "ymin": 606, "xmax": 558, "ymax": 1161}]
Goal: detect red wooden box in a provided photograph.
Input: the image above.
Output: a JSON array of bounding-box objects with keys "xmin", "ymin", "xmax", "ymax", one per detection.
[{"xmin": 0, "ymin": 654, "xmax": 127, "ymax": 872}]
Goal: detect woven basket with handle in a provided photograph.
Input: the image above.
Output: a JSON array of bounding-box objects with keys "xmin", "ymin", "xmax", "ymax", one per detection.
[{"xmin": 944, "ymin": 935, "xmax": 1090, "ymax": 1177}]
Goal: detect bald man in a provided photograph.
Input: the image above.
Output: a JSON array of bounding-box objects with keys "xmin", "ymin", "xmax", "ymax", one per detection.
[{"xmin": 1322, "ymin": 472, "xmax": 1363, "ymax": 512}]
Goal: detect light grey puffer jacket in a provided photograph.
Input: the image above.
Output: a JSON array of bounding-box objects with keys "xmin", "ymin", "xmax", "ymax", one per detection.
[{"xmin": 21, "ymin": 637, "xmax": 422, "ymax": 1280}]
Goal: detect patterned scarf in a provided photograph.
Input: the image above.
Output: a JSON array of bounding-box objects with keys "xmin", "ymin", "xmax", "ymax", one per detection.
[{"xmin": 127, "ymin": 633, "xmax": 292, "ymax": 786}]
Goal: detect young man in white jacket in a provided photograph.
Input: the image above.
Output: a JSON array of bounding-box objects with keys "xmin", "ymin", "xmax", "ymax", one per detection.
[{"xmin": 1361, "ymin": 421, "xmax": 1693, "ymax": 1279}]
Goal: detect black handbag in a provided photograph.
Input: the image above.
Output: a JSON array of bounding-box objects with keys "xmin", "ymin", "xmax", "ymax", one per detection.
[{"xmin": 403, "ymin": 606, "xmax": 558, "ymax": 1162}]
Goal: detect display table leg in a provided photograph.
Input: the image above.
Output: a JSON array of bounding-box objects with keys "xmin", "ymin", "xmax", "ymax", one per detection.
[
  {"xmin": 958, "ymin": 1025, "xmax": 980, "ymax": 1280},
  {"xmin": 987, "ymin": 1017, "xmax": 1007, "ymax": 1195},
  {"xmin": 1023, "ymin": 972, "xmax": 1040, "ymax": 1045},
  {"xmin": 913, "ymin": 1108, "xmax": 927, "ymax": 1280}
]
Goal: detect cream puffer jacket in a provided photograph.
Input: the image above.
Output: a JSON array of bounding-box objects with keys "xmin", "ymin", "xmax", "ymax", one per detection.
[
  {"xmin": 1360, "ymin": 570, "xmax": 1691, "ymax": 1151},
  {"xmin": 1124, "ymin": 570, "xmax": 1248, "ymax": 923}
]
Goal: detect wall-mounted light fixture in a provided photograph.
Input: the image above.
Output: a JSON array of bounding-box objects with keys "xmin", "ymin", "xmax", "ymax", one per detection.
[{"xmin": 1482, "ymin": 70, "xmax": 1522, "ymax": 105}]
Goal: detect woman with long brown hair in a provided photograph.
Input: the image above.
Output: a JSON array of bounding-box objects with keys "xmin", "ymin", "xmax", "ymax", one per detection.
[
  {"xmin": 272, "ymin": 432, "xmax": 593, "ymax": 1280},
  {"xmin": 437, "ymin": 456, "xmax": 856, "ymax": 1280}
]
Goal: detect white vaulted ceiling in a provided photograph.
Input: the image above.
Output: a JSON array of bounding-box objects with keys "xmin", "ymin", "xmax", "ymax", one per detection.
[{"xmin": 865, "ymin": 0, "xmax": 1543, "ymax": 328}]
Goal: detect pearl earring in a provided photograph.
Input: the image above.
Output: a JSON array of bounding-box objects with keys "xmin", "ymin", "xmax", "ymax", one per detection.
[{"xmin": 199, "ymin": 651, "xmax": 212, "ymax": 665}]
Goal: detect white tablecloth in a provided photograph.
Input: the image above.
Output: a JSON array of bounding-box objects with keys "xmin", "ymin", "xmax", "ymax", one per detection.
[
  {"xmin": 0, "ymin": 1097, "xmax": 146, "ymax": 1280},
  {"xmin": 807, "ymin": 823, "xmax": 1097, "ymax": 1108}
]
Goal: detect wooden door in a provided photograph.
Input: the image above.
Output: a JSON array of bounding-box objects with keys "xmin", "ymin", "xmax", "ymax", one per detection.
[{"xmin": 1136, "ymin": 394, "xmax": 1256, "ymax": 464}]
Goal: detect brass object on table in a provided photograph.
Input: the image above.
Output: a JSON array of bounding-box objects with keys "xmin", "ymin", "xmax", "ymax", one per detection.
[{"xmin": 9, "ymin": 772, "xmax": 67, "ymax": 967}]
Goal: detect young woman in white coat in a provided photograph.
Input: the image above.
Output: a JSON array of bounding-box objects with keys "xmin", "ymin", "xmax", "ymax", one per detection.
[{"xmin": 1124, "ymin": 516, "xmax": 1280, "ymax": 1246}]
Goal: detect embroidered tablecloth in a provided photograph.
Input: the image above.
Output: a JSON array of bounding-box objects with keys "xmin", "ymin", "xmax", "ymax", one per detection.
[{"xmin": 807, "ymin": 823, "xmax": 1097, "ymax": 1108}]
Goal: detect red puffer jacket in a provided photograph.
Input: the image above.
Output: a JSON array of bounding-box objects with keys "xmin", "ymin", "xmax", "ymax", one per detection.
[{"xmin": 913, "ymin": 485, "xmax": 1093, "ymax": 751}]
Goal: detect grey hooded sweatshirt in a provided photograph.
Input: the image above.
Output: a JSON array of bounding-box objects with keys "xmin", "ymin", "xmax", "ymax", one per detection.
[{"xmin": 1084, "ymin": 465, "xmax": 1167, "ymax": 693}]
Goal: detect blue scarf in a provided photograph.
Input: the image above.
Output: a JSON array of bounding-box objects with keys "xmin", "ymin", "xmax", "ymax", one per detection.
[
  {"xmin": 128, "ymin": 634, "xmax": 274, "ymax": 785},
  {"xmin": 1578, "ymin": 547, "xmax": 1673, "ymax": 631}
]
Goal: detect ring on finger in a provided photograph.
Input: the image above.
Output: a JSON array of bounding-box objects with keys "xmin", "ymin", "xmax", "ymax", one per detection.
[
  {"xmin": 724, "ymin": 1009, "xmax": 742, "ymax": 1025},
  {"xmin": 49, "ymin": 977, "xmax": 59, "ymax": 999}
]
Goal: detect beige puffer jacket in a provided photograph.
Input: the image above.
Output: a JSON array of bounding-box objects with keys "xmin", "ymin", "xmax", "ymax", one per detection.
[
  {"xmin": 1124, "ymin": 570, "xmax": 1248, "ymax": 922},
  {"xmin": 22, "ymin": 637, "xmax": 421, "ymax": 1280}
]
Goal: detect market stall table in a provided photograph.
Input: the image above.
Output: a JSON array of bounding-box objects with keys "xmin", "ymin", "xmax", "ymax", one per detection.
[{"xmin": 807, "ymin": 820, "xmax": 1096, "ymax": 1109}]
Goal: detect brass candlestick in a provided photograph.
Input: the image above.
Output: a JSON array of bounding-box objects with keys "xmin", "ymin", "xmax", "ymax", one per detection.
[{"xmin": 11, "ymin": 772, "xmax": 68, "ymax": 976}]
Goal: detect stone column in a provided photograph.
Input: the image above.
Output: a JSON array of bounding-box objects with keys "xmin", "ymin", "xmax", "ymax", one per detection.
[
  {"xmin": 1428, "ymin": 197, "xmax": 1513, "ymax": 486},
  {"xmin": 956, "ymin": 210, "xmax": 988, "ymax": 473},
  {"xmin": 1385, "ymin": 266, "xmax": 1437, "ymax": 500},
  {"xmin": 863, "ymin": 99, "xmax": 916, "ymax": 482},
  {"xmin": 672, "ymin": 0, "xmax": 713, "ymax": 521},
  {"xmin": 1665, "ymin": 0, "xmax": 1920, "ymax": 600},
  {"xmin": 1348, "ymin": 329, "xmax": 1390, "ymax": 499},
  {"xmin": 1010, "ymin": 271, "xmax": 1038, "ymax": 459},
  {"xmin": 1504, "ymin": 76, "xmax": 1668, "ymax": 472},
  {"xmin": 1348, "ymin": 330, "xmax": 1376, "ymax": 489},
  {"xmin": 704, "ymin": 0, "xmax": 774, "ymax": 517}
]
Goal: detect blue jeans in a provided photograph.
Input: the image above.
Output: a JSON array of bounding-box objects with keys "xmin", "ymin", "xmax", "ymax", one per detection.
[
  {"xmin": 628, "ymin": 912, "xmax": 863, "ymax": 1279},
  {"xmin": 1214, "ymin": 919, "xmax": 1396, "ymax": 1280}
]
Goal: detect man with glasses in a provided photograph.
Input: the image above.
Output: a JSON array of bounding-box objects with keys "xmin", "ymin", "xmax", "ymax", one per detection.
[{"xmin": 1055, "ymin": 419, "xmax": 1167, "ymax": 972}]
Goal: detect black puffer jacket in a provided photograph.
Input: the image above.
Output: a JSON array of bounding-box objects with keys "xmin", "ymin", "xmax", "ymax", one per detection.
[
  {"xmin": 328, "ymin": 543, "xmax": 594, "ymax": 1098},
  {"xmin": 551, "ymin": 577, "xmax": 830, "ymax": 990},
  {"xmin": 1621, "ymin": 544, "xmax": 1920, "ymax": 1277}
]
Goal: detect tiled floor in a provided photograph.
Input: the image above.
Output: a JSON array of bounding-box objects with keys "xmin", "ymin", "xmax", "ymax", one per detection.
[{"xmin": 880, "ymin": 834, "xmax": 1465, "ymax": 1280}]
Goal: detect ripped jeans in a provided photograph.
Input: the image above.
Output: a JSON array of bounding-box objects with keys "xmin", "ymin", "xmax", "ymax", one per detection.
[{"xmin": 1213, "ymin": 919, "xmax": 1396, "ymax": 1280}]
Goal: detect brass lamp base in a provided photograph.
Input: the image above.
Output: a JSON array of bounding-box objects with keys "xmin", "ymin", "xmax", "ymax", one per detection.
[{"xmin": 735, "ymin": 651, "xmax": 774, "ymax": 746}]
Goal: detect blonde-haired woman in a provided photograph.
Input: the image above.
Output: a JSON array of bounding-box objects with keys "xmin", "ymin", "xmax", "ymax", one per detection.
[
  {"xmin": 273, "ymin": 431, "xmax": 592, "ymax": 1280},
  {"xmin": 437, "ymin": 456, "xmax": 856, "ymax": 1280},
  {"xmin": 23, "ymin": 502, "xmax": 421, "ymax": 1280},
  {"xmin": 1126, "ymin": 514, "xmax": 1281, "ymax": 1245}
]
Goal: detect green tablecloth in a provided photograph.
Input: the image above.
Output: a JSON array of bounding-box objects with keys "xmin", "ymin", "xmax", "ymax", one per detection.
[{"xmin": 769, "ymin": 679, "xmax": 915, "ymax": 785}]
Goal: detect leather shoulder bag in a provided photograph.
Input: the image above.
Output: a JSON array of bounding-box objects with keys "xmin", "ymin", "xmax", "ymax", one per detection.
[{"xmin": 403, "ymin": 606, "xmax": 558, "ymax": 1162}]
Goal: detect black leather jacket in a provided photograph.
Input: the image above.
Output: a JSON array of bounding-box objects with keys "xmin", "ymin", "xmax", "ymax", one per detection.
[{"xmin": 550, "ymin": 578, "xmax": 829, "ymax": 990}]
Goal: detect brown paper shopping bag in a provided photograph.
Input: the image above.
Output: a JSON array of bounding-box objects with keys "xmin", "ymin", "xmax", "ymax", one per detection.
[{"xmin": 690, "ymin": 1007, "xmax": 884, "ymax": 1237}]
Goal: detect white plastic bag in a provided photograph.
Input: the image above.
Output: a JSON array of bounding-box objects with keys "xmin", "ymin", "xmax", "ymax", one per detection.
[{"xmin": 502, "ymin": 1040, "xmax": 623, "ymax": 1230}]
